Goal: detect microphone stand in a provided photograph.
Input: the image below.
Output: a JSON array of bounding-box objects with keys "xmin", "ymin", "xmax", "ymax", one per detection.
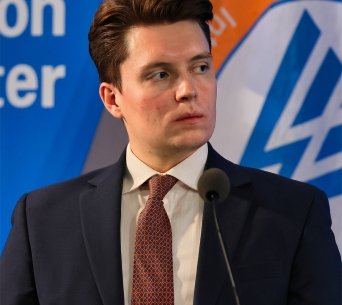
[{"xmin": 207, "ymin": 192, "xmax": 241, "ymax": 305}]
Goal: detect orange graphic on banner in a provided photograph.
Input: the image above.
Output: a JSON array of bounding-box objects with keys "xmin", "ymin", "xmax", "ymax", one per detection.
[{"xmin": 211, "ymin": 0, "xmax": 275, "ymax": 71}]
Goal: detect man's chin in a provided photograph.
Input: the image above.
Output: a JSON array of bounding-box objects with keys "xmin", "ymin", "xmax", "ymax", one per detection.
[{"xmin": 169, "ymin": 137, "xmax": 209, "ymax": 154}]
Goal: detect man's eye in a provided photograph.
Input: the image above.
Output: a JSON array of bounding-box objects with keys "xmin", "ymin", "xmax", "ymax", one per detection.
[
  {"xmin": 150, "ymin": 71, "xmax": 169, "ymax": 80},
  {"xmin": 194, "ymin": 64, "xmax": 210, "ymax": 74}
]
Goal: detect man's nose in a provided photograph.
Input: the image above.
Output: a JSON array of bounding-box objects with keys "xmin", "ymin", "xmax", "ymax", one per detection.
[{"xmin": 175, "ymin": 75, "xmax": 197, "ymax": 102}]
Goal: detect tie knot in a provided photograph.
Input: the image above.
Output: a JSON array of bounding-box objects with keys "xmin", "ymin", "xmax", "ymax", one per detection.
[{"xmin": 148, "ymin": 175, "xmax": 178, "ymax": 200}]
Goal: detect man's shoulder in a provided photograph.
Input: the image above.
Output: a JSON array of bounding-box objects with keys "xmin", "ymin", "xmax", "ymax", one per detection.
[
  {"xmin": 23, "ymin": 163, "xmax": 120, "ymax": 210},
  {"xmin": 239, "ymin": 162, "xmax": 318, "ymax": 194},
  {"xmin": 210, "ymin": 145, "xmax": 326, "ymax": 211},
  {"xmin": 219, "ymin": 157, "xmax": 329, "ymax": 229}
]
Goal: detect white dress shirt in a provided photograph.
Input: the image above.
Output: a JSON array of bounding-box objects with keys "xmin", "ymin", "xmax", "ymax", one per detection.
[{"xmin": 120, "ymin": 143, "xmax": 208, "ymax": 305}]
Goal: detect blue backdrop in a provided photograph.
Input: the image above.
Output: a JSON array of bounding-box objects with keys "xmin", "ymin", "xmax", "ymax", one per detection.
[{"xmin": 1, "ymin": 0, "xmax": 103, "ymax": 251}]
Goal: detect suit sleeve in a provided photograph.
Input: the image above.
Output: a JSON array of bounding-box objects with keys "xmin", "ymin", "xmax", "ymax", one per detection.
[
  {"xmin": 288, "ymin": 189, "xmax": 341, "ymax": 305},
  {"xmin": 0, "ymin": 194, "xmax": 39, "ymax": 305}
]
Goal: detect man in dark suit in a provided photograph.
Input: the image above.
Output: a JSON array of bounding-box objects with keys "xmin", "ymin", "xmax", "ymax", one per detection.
[{"xmin": 1, "ymin": 0, "xmax": 341, "ymax": 304}]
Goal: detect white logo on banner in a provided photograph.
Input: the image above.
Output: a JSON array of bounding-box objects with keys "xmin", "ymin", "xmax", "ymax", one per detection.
[{"xmin": 211, "ymin": 1, "xmax": 342, "ymax": 249}]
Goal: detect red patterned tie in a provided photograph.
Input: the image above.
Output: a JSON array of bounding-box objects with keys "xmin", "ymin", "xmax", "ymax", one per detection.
[{"xmin": 132, "ymin": 174, "xmax": 178, "ymax": 305}]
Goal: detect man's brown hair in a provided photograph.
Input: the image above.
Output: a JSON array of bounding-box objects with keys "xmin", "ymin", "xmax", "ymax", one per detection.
[{"xmin": 88, "ymin": 0, "xmax": 213, "ymax": 91}]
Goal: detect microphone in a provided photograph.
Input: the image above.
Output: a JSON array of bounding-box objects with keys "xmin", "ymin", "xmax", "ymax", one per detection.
[{"xmin": 198, "ymin": 168, "xmax": 241, "ymax": 305}]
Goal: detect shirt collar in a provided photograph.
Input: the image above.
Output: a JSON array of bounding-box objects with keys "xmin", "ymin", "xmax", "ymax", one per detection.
[{"xmin": 123, "ymin": 143, "xmax": 208, "ymax": 193}]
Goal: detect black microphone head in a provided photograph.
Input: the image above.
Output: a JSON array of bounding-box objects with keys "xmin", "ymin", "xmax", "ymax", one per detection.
[{"xmin": 198, "ymin": 168, "xmax": 231, "ymax": 203}]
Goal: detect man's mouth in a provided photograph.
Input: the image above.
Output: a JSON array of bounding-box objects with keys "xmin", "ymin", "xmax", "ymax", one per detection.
[{"xmin": 176, "ymin": 113, "xmax": 203, "ymax": 122}]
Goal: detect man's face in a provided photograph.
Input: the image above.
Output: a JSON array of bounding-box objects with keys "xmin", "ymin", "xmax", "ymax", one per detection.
[{"xmin": 101, "ymin": 21, "xmax": 216, "ymax": 168}]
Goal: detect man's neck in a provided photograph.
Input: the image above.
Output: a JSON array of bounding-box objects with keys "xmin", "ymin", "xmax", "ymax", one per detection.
[{"xmin": 129, "ymin": 145, "xmax": 199, "ymax": 173}]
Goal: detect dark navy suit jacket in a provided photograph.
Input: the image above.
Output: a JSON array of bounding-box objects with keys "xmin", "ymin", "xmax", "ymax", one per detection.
[{"xmin": 1, "ymin": 144, "xmax": 341, "ymax": 305}]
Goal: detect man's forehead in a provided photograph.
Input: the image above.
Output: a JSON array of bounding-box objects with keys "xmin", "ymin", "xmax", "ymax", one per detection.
[{"xmin": 124, "ymin": 21, "xmax": 210, "ymax": 62}]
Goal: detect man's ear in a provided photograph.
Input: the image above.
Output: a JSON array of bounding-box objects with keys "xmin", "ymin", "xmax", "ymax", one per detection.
[{"xmin": 99, "ymin": 82, "xmax": 123, "ymax": 119}]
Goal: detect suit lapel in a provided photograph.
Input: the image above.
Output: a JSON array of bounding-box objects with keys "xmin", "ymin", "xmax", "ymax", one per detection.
[
  {"xmin": 194, "ymin": 144, "xmax": 253, "ymax": 305},
  {"xmin": 79, "ymin": 152, "xmax": 126, "ymax": 305}
]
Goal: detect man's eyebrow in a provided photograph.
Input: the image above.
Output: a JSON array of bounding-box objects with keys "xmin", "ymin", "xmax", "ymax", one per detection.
[
  {"xmin": 189, "ymin": 52, "xmax": 213, "ymax": 62},
  {"xmin": 140, "ymin": 52, "xmax": 213, "ymax": 74},
  {"xmin": 140, "ymin": 62, "xmax": 173, "ymax": 74}
]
